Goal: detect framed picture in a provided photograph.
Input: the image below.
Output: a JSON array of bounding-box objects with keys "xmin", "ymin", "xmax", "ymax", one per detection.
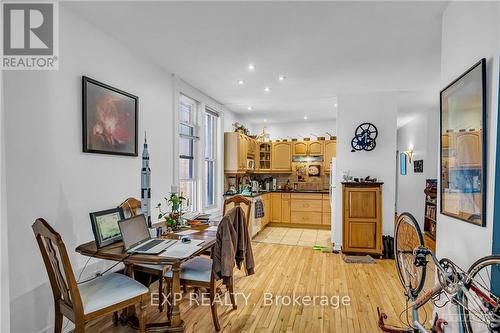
[
  {"xmin": 82, "ymin": 76, "xmax": 138, "ymax": 156},
  {"xmin": 89, "ymin": 207, "xmax": 125, "ymax": 248},
  {"xmin": 414, "ymin": 160, "xmax": 424, "ymax": 173},
  {"xmin": 440, "ymin": 59, "xmax": 486, "ymax": 227},
  {"xmin": 400, "ymin": 152, "xmax": 407, "ymax": 175},
  {"xmin": 308, "ymin": 164, "xmax": 321, "ymax": 177}
]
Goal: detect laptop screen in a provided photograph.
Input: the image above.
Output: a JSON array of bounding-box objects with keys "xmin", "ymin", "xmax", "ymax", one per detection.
[{"xmin": 118, "ymin": 214, "xmax": 150, "ymax": 250}]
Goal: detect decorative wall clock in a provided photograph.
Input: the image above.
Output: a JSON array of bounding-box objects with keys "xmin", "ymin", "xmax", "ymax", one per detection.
[{"xmin": 351, "ymin": 123, "xmax": 378, "ymax": 152}]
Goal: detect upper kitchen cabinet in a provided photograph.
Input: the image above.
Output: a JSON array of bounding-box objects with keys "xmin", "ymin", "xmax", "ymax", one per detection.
[
  {"xmin": 308, "ymin": 141, "xmax": 324, "ymax": 155},
  {"xmin": 224, "ymin": 132, "xmax": 249, "ymax": 173},
  {"xmin": 455, "ymin": 131, "xmax": 482, "ymax": 168},
  {"xmin": 293, "ymin": 141, "xmax": 308, "ymax": 155},
  {"xmin": 271, "ymin": 141, "xmax": 292, "ymax": 172},
  {"xmin": 293, "ymin": 140, "xmax": 324, "ymax": 156},
  {"xmin": 323, "ymin": 139, "xmax": 337, "ymax": 172},
  {"xmin": 258, "ymin": 142, "xmax": 272, "ymax": 171}
]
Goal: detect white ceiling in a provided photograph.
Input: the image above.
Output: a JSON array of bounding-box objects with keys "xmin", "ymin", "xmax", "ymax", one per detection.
[{"xmin": 64, "ymin": 1, "xmax": 447, "ymax": 124}]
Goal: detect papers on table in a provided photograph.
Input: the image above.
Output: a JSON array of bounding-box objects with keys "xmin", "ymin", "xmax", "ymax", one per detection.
[
  {"xmin": 159, "ymin": 242, "xmax": 203, "ymax": 259},
  {"xmin": 175, "ymin": 229, "xmax": 198, "ymax": 236},
  {"xmin": 206, "ymin": 226, "xmax": 218, "ymax": 232},
  {"xmin": 188, "ymin": 239, "xmax": 205, "ymax": 246}
]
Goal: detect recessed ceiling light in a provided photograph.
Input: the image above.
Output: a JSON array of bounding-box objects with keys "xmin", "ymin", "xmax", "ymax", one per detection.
[
  {"xmin": 237, "ymin": 80, "xmax": 245, "ymax": 85},
  {"xmin": 264, "ymin": 87, "xmax": 270, "ymax": 93},
  {"xmin": 304, "ymin": 116, "xmax": 308, "ymax": 120},
  {"xmin": 278, "ymin": 75, "xmax": 286, "ymax": 81},
  {"xmin": 334, "ymin": 103, "xmax": 338, "ymax": 107},
  {"xmin": 247, "ymin": 106, "xmax": 252, "ymax": 111},
  {"xmin": 248, "ymin": 63, "xmax": 255, "ymax": 71},
  {"xmin": 264, "ymin": 119, "xmax": 267, "ymax": 122}
]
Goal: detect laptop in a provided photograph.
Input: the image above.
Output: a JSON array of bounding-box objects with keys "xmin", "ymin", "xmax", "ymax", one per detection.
[{"xmin": 118, "ymin": 214, "xmax": 176, "ymax": 254}]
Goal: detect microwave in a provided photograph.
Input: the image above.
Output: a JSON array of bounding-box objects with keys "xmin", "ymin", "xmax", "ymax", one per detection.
[{"xmin": 247, "ymin": 159, "xmax": 255, "ymax": 170}]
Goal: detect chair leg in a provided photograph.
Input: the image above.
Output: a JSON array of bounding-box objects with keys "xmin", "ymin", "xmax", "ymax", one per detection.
[
  {"xmin": 228, "ymin": 285, "xmax": 237, "ymax": 310},
  {"xmin": 73, "ymin": 321, "xmax": 85, "ymax": 333},
  {"xmin": 138, "ymin": 299, "xmax": 146, "ymax": 333},
  {"xmin": 54, "ymin": 307, "xmax": 63, "ymax": 333},
  {"xmin": 166, "ymin": 279, "xmax": 172, "ymax": 321},
  {"xmin": 210, "ymin": 285, "xmax": 221, "ymax": 332},
  {"xmin": 158, "ymin": 276, "xmax": 164, "ymax": 312}
]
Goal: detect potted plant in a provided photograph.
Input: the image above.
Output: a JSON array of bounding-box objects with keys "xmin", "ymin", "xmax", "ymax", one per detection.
[{"xmin": 156, "ymin": 192, "xmax": 186, "ymax": 230}]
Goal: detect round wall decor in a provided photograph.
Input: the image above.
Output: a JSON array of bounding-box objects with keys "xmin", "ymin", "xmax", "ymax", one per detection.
[{"xmin": 351, "ymin": 123, "xmax": 378, "ymax": 152}]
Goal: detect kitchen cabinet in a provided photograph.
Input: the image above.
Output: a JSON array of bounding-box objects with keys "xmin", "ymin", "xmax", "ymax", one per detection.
[
  {"xmin": 342, "ymin": 183, "xmax": 382, "ymax": 256},
  {"xmin": 271, "ymin": 193, "xmax": 282, "ymax": 222},
  {"xmin": 322, "ymin": 194, "xmax": 331, "ymax": 225},
  {"xmin": 271, "ymin": 142, "xmax": 292, "ymax": 172},
  {"xmin": 224, "ymin": 132, "xmax": 248, "ymax": 172},
  {"xmin": 293, "ymin": 142, "xmax": 308, "ymax": 155},
  {"xmin": 247, "ymin": 137, "xmax": 256, "ymax": 156},
  {"xmin": 258, "ymin": 142, "xmax": 272, "ymax": 171},
  {"xmin": 281, "ymin": 194, "xmax": 291, "ymax": 223},
  {"xmin": 261, "ymin": 193, "xmax": 271, "ymax": 227},
  {"xmin": 308, "ymin": 141, "xmax": 324, "ymax": 155},
  {"xmin": 293, "ymin": 140, "xmax": 324, "ymax": 156},
  {"xmin": 290, "ymin": 193, "xmax": 323, "ymax": 225},
  {"xmin": 323, "ymin": 140, "xmax": 337, "ymax": 172}
]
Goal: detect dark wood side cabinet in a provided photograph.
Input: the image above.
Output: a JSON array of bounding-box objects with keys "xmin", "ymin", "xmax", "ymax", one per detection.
[{"xmin": 342, "ymin": 182, "xmax": 383, "ymax": 256}]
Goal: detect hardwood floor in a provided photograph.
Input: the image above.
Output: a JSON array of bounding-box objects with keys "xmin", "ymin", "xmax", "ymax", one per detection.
[{"xmin": 86, "ymin": 242, "xmax": 434, "ymax": 333}]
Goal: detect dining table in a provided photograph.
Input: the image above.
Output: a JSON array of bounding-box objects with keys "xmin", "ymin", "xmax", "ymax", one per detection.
[{"xmin": 75, "ymin": 222, "xmax": 217, "ymax": 332}]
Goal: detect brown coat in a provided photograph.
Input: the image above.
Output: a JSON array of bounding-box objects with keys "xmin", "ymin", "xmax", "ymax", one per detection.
[{"xmin": 211, "ymin": 206, "xmax": 255, "ymax": 285}]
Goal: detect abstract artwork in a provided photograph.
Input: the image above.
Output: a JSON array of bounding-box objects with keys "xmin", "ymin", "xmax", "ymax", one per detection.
[{"xmin": 82, "ymin": 76, "xmax": 138, "ymax": 156}]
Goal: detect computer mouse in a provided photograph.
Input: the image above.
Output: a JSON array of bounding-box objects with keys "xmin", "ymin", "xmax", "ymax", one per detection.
[{"xmin": 181, "ymin": 237, "xmax": 191, "ymax": 243}]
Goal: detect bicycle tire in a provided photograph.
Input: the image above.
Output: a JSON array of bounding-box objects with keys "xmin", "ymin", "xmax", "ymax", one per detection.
[
  {"xmin": 394, "ymin": 212, "xmax": 426, "ymax": 298},
  {"xmin": 460, "ymin": 255, "xmax": 500, "ymax": 333}
]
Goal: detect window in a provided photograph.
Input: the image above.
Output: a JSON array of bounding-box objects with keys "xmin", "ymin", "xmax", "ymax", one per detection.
[
  {"xmin": 179, "ymin": 95, "xmax": 197, "ymax": 212},
  {"xmin": 204, "ymin": 109, "xmax": 218, "ymax": 208}
]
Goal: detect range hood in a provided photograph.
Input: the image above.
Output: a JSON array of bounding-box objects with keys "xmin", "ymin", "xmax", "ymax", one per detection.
[{"xmin": 292, "ymin": 155, "xmax": 324, "ymax": 162}]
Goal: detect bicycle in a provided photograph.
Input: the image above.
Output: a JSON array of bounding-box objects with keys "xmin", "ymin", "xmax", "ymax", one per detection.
[{"xmin": 378, "ymin": 212, "xmax": 500, "ymax": 333}]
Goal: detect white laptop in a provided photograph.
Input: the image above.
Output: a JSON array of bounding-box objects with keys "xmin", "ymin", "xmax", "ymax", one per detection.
[{"xmin": 118, "ymin": 214, "xmax": 176, "ymax": 254}]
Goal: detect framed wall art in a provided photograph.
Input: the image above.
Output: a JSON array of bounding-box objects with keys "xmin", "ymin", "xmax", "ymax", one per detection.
[
  {"xmin": 82, "ymin": 76, "xmax": 138, "ymax": 156},
  {"xmin": 440, "ymin": 59, "xmax": 486, "ymax": 227}
]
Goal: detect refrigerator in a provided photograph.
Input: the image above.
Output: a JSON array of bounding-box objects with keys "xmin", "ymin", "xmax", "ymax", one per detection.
[{"xmin": 329, "ymin": 158, "xmax": 339, "ymax": 251}]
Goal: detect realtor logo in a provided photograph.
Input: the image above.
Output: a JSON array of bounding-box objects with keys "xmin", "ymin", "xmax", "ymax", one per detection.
[{"xmin": 1, "ymin": 1, "xmax": 59, "ymax": 70}]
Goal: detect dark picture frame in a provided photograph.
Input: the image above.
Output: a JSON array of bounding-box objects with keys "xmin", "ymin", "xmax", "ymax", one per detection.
[
  {"xmin": 89, "ymin": 207, "xmax": 125, "ymax": 248},
  {"xmin": 82, "ymin": 76, "xmax": 138, "ymax": 156},
  {"xmin": 440, "ymin": 59, "xmax": 487, "ymax": 227}
]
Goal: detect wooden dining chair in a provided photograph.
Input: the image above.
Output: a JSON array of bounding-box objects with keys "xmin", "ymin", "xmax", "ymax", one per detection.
[
  {"xmin": 223, "ymin": 195, "xmax": 251, "ymax": 224},
  {"xmin": 119, "ymin": 197, "xmax": 170, "ymax": 312},
  {"xmin": 223, "ymin": 195, "xmax": 252, "ymax": 274},
  {"xmin": 32, "ymin": 218, "xmax": 148, "ymax": 333}
]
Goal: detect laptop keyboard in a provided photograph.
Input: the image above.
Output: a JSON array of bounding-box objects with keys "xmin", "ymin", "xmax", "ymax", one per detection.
[{"xmin": 135, "ymin": 239, "xmax": 164, "ymax": 252}]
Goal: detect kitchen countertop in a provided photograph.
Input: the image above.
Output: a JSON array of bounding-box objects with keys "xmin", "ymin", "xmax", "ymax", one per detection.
[{"xmin": 223, "ymin": 189, "xmax": 329, "ymax": 198}]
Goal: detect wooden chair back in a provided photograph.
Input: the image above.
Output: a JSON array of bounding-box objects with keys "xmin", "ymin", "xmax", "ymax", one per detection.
[
  {"xmin": 120, "ymin": 197, "xmax": 141, "ymax": 217},
  {"xmin": 223, "ymin": 195, "xmax": 251, "ymax": 227},
  {"xmin": 32, "ymin": 218, "xmax": 84, "ymax": 317}
]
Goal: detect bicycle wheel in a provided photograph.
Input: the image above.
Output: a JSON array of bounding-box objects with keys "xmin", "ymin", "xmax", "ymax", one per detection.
[
  {"xmin": 460, "ymin": 255, "xmax": 500, "ymax": 333},
  {"xmin": 394, "ymin": 213, "xmax": 426, "ymax": 297}
]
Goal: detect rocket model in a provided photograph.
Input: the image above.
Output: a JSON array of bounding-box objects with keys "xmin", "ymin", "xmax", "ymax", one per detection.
[{"xmin": 141, "ymin": 133, "xmax": 152, "ymax": 227}]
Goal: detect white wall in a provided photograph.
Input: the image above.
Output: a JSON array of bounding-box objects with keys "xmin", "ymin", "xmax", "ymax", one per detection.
[
  {"xmin": 0, "ymin": 63, "xmax": 10, "ymax": 333},
  {"xmin": 437, "ymin": 1, "xmax": 499, "ymax": 268},
  {"xmin": 249, "ymin": 119, "xmax": 336, "ymax": 140},
  {"xmin": 4, "ymin": 6, "xmax": 177, "ymax": 332},
  {"xmin": 396, "ymin": 109, "xmax": 439, "ymax": 228},
  {"xmin": 333, "ymin": 93, "xmax": 398, "ymax": 249},
  {"xmin": 435, "ymin": 3, "xmax": 499, "ymax": 329},
  {"xmin": 223, "ymin": 109, "xmax": 241, "ymax": 132}
]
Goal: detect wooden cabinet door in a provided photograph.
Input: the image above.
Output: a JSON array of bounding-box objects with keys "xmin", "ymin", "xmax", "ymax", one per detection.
[
  {"xmin": 342, "ymin": 185, "xmax": 382, "ymax": 255},
  {"xmin": 323, "ymin": 140, "xmax": 337, "ymax": 172},
  {"xmin": 247, "ymin": 138, "xmax": 256, "ymax": 156},
  {"xmin": 456, "ymin": 131, "xmax": 482, "ymax": 168},
  {"xmin": 293, "ymin": 142, "xmax": 308, "ymax": 155},
  {"xmin": 308, "ymin": 141, "xmax": 324, "ymax": 155},
  {"xmin": 271, "ymin": 142, "xmax": 292, "ymax": 172},
  {"xmin": 238, "ymin": 134, "xmax": 247, "ymax": 170},
  {"xmin": 281, "ymin": 196, "xmax": 291, "ymax": 223},
  {"xmin": 263, "ymin": 194, "xmax": 271, "ymax": 226},
  {"xmin": 271, "ymin": 193, "xmax": 282, "ymax": 222}
]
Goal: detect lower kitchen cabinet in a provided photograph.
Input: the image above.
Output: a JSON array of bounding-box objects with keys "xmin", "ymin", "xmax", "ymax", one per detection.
[
  {"xmin": 271, "ymin": 193, "xmax": 282, "ymax": 222},
  {"xmin": 281, "ymin": 195, "xmax": 291, "ymax": 223}
]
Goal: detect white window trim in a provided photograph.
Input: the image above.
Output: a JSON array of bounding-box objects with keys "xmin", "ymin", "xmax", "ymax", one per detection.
[{"xmin": 172, "ymin": 76, "xmax": 224, "ymax": 214}]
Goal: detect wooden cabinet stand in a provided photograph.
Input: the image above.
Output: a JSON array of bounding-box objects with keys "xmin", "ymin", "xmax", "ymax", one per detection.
[{"xmin": 342, "ymin": 182, "xmax": 383, "ymax": 256}]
